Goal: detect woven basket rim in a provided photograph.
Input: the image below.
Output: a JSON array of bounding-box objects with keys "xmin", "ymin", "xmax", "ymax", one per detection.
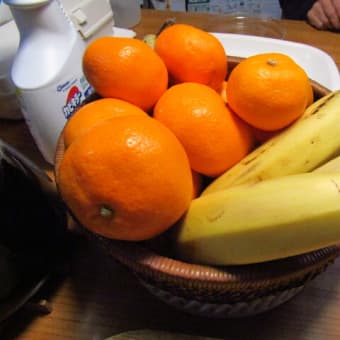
[{"xmin": 93, "ymin": 231, "xmax": 340, "ymax": 286}]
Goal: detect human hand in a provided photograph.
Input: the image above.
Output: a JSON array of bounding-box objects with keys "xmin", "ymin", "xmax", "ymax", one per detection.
[{"xmin": 307, "ymin": 0, "xmax": 340, "ymax": 30}]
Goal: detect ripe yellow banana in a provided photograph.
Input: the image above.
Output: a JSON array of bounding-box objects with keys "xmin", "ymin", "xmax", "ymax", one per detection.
[
  {"xmin": 203, "ymin": 90, "xmax": 340, "ymax": 195},
  {"xmin": 174, "ymin": 172, "xmax": 340, "ymax": 265},
  {"xmin": 314, "ymin": 155, "xmax": 340, "ymax": 173},
  {"xmin": 142, "ymin": 34, "xmax": 156, "ymax": 49}
]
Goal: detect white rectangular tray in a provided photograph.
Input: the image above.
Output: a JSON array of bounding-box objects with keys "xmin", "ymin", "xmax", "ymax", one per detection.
[{"xmin": 211, "ymin": 33, "xmax": 340, "ymax": 91}]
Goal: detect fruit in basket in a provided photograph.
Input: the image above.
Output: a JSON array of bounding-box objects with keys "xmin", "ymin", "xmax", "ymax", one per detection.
[
  {"xmin": 57, "ymin": 115, "xmax": 193, "ymax": 241},
  {"xmin": 82, "ymin": 37, "xmax": 168, "ymax": 112},
  {"xmin": 219, "ymin": 80, "xmax": 228, "ymax": 104},
  {"xmin": 63, "ymin": 98, "xmax": 147, "ymax": 148},
  {"xmin": 203, "ymin": 91, "xmax": 340, "ymax": 195},
  {"xmin": 154, "ymin": 23, "xmax": 227, "ymax": 91},
  {"xmin": 153, "ymin": 82, "xmax": 255, "ymax": 177},
  {"xmin": 55, "ymin": 25, "xmax": 340, "ymax": 269},
  {"xmin": 174, "ymin": 172, "xmax": 340, "ymax": 265},
  {"xmin": 314, "ymin": 155, "xmax": 340, "ymax": 173},
  {"xmin": 227, "ymin": 53, "xmax": 313, "ymax": 131},
  {"xmin": 142, "ymin": 33, "xmax": 157, "ymax": 48}
]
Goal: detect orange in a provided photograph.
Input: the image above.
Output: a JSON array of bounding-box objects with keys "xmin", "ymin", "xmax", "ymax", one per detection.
[
  {"xmin": 82, "ymin": 36, "xmax": 168, "ymax": 112},
  {"xmin": 219, "ymin": 80, "xmax": 228, "ymax": 103},
  {"xmin": 153, "ymin": 82, "xmax": 255, "ymax": 177},
  {"xmin": 227, "ymin": 53, "xmax": 312, "ymax": 131},
  {"xmin": 57, "ymin": 115, "xmax": 193, "ymax": 241},
  {"xmin": 63, "ymin": 98, "xmax": 147, "ymax": 148},
  {"xmin": 154, "ymin": 24, "xmax": 227, "ymax": 91}
]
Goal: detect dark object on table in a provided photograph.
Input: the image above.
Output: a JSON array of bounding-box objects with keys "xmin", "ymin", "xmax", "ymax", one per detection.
[
  {"xmin": 279, "ymin": 0, "xmax": 316, "ymax": 20},
  {"xmin": 0, "ymin": 139, "xmax": 68, "ymax": 322}
]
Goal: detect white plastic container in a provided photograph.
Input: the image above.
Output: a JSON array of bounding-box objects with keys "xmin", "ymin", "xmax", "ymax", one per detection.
[
  {"xmin": 0, "ymin": 2, "xmax": 21, "ymax": 119},
  {"xmin": 4, "ymin": 0, "xmax": 94, "ymax": 164},
  {"xmin": 63, "ymin": 0, "xmax": 114, "ymax": 42},
  {"xmin": 109, "ymin": 0, "xmax": 141, "ymax": 28}
]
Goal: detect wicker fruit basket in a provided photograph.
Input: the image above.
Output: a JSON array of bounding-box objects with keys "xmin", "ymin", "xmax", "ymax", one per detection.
[{"xmin": 54, "ymin": 57, "xmax": 340, "ymax": 318}]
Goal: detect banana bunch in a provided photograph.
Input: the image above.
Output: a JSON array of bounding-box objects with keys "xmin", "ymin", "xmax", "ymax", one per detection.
[
  {"xmin": 174, "ymin": 172, "xmax": 340, "ymax": 265},
  {"xmin": 203, "ymin": 90, "xmax": 340, "ymax": 195},
  {"xmin": 174, "ymin": 91, "xmax": 340, "ymax": 265}
]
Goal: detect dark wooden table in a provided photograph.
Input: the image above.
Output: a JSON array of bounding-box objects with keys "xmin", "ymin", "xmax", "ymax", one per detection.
[{"xmin": 1, "ymin": 9, "xmax": 340, "ymax": 340}]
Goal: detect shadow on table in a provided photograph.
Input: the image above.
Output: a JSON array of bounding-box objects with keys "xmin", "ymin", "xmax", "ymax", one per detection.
[
  {"xmin": 67, "ymin": 234, "xmax": 340, "ymax": 339},
  {"xmin": 2, "ymin": 232, "xmax": 339, "ymax": 340}
]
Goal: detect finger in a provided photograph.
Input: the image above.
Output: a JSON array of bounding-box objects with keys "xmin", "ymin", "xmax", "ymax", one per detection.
[
  {"xmin": 333, "ymin": 0, "xmax": 340, "ymax": 13},
  {"xmin": 307, "ymin": 3, "xmax": 331, "ymax": 29},
  {"xmin": 314, "ymin": 1, "xmax": 333, "ymax": 27},
  {"xmin": 330, "ymin": 0, "xmax": 340, "ymax": 29},
  {"xmin": 320, "ymin": 0, "xmax": 340, "ymax": 29}
]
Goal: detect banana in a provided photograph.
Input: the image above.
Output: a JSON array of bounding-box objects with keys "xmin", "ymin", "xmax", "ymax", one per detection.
[
  {"xmin": 314, "ymin": 155, "xmax": 340, "ymax": 173},
  {"xmin": 142, "ymin": 19, "xmax": 176, "ymax": 49},
  {"xmin": 174, "ymin": 172, "xmax": 340, "ymax": 265},
  {"xmin": 202, "ymin": 90, "xmax": 340, "ymax": 195},
  {"xmin": 142, "ymin": 34, "xmax": 157, "ymax": 49}
]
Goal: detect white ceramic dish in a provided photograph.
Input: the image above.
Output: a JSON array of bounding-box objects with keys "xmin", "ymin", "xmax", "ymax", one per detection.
[{"xmin": 211, "ymin": 32, "xmax": 340, "ymax": 91}]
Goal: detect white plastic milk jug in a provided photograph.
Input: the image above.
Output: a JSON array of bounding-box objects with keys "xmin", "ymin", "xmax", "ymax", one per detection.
[
  {"xmin": 0, "ymin": 1, "xmax": 21, "ymax": 119},
  {"xmin": 4, "ymin": 0, "xmax": 94, "ymax": 164}
]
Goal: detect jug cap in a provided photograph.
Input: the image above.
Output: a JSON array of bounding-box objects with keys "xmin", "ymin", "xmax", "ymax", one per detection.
[{"xmin": 3, "ymin": 0, "xmax": 50, "ymax": 9}]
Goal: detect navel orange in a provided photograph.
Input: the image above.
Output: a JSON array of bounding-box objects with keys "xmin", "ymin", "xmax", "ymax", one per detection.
[
  {"xmin": 63, "ymin": 98, "xmax": 147, "ymax": 148},
  {"xmin": 57, "ymin": 115, "xmax": 193, "ymax": 241},
  {"xmin": 153, "ymin": 82, "xmax": 255, "ymax": 177},
  {"xmin": 154, "ymin": 24, "xmax": 227, "ymax": 91},
  {"xmin": 227, "ymin": 53, "xmax": 312, "ymax": 131},
  {"xmin": 82, "ymin": 36, "xmax": 168, "ymax": 112}
]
